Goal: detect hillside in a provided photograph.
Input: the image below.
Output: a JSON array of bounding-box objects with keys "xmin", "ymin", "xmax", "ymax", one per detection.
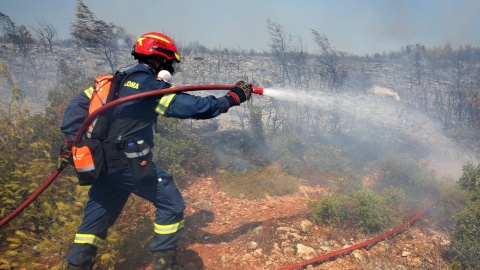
[
  {"xmin": 1, "ymin": 42, "xmax": 479, "ymax": 269},
  {"xmin": 109, "ymin": 174, "xmax": 449, "ymax": 270}
]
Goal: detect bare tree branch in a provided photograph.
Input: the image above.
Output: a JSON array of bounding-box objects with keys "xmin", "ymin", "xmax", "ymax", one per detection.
[
  {"xmin": 311, "ymin": 29, "xmax": 349, "ymax": 90},
  {"xmin": 0, "ymin": 12, "xmax": 35, "ymax": 59},
  {"xmin": 30, "ymin": 19, "xmax": 57, "ymax": 53},
  {"xmin": 71, "ymin": 0, "xmax": 131, "ymax": 72}
]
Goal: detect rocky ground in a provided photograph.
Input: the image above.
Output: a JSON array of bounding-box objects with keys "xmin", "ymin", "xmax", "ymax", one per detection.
[{"xmin": 122, "ymin": 176, "xmax": 451, "ymax": 270}]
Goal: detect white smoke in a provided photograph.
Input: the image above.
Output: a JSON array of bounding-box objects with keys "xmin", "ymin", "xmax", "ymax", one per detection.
[{"xmin": 260, "ymin": 87, "xmax": 478, "ymax": 180}]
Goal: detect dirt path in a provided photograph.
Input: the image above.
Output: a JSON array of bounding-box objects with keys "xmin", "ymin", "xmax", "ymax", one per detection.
[{"xmin": 160, "ymin": 177, "xmax": 451, "ymax": 270}]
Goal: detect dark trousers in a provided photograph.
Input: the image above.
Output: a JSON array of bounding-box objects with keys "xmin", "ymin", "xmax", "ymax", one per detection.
[{"xmin": 67, "ymin": 164, "xmax": 185, "ymax": 266}]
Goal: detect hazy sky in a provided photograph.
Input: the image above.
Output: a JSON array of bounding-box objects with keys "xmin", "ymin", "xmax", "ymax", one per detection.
[{"xmin": 2, "ymin": 0, "xmax": 480, "ymax": 56}]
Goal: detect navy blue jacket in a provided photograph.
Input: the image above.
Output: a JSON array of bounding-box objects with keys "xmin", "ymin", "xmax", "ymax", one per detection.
[{"xmin": 61, "ymin": 64, "xmax": 232, "ymax": 147}]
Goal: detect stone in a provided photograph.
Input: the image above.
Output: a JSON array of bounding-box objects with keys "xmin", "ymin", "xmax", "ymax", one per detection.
[
  {"xmin": 247, "ymin": 241, "xmax": 258, "ymax": 250},
  {"xmin": 300, "ymin": 220, "xmax": 314, "ymax": 232},
  {"xmin": 351, "ymin": 250, "xmax": 363, "ymax": 261},
  {"xmin": 296, "ymin": 243, "xmax": 317, "ymax": 259}
]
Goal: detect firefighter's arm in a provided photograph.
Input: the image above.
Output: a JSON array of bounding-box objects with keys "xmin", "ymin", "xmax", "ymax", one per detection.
[
  {"xmin": 152, "ymin": 79, "xmax": 253, "ymax": 119},
  {"xmin": 57, "ymin": 90, "xmax": 91, "ymax": 169},
  {"xmin": 155, "ymin": 93, "xmax": 231, "ymax": 119},
  {"xmin": 60, "ymin": 90, "xmax": 91, "ymax": 141}
]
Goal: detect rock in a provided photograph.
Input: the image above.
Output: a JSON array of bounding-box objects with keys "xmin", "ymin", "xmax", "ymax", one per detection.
[
  {"xmin": 296, "ymin": 243, "xmax": 317, "ymax": 259},
  {"xmin": 283, "ymin": 232, "xmax": 305, "ymax": 242},
  {"xmin": 277, "ymin": 226, "xmax": 305, "ymax": 242},
  {"xmin": 401, "ymin": 251, "xmax": 411, "ymax": 257},
  {"xmin": 247, "ymin": 241, "xmax": 258, "ymax": 250},
  {"xmin": 276, "ymin": 226, "xmax": 300, "ymax": 233},
  {"xmin": 351, "ymin": 250, "xmax": 363, "ymax": 261},
  {"xmin": 300, "ymin": 220, "xmax": 314, "ymax": 233}
]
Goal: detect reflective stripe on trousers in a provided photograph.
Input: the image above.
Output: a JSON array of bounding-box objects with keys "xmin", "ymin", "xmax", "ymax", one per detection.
[
  {"xmin": 73, "ymin": 233, "xmax": 103, "ymax": 247},
  {"xmin": 154, "ymin": 219, "xmax": 184, "ymax": 235}
]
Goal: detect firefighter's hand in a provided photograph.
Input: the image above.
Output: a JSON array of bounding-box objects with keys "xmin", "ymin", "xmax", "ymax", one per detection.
[
  {"xmin": 225, "ymin": 81, "xmax": 252, "ymax": 106},
  {"xmin": 57, "ymin": 140, "xmax": 73, "ymax": 169}
]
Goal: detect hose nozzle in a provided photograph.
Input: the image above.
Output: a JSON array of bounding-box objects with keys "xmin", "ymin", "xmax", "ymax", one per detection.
[{"xmin": 252, "ymin": 87, "xmax": 264, "ymax": 95}]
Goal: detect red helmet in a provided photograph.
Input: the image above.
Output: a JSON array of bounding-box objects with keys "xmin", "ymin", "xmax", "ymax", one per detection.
[{"xmin": 132, "ymin": 32, "xmax": 181, "ymax": 62}]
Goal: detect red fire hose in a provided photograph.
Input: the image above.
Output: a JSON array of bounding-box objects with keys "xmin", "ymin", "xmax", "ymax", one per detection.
[
  {"xmin": 280, "ymin": 196, "xmax": 441, "ymax": 270},
  {"xmin": 0, "ymin": 84, "xmax": 249, "ymax": 229}
]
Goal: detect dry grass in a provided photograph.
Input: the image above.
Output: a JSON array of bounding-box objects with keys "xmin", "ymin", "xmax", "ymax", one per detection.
[{"xmin": 215, "ymin": 164, "xmax": 299, "ymax": 199}]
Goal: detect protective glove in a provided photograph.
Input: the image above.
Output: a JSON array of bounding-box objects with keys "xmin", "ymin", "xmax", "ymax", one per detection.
[
  {"xmin": 225, "ymin": 81, "xmax": 253, "ymax": 106},
  {"xmin": 57, "ymin": 140, "xmax": 73, "ymax": 169}
]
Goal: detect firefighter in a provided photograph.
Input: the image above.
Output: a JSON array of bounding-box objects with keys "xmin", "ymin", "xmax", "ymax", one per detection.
[{"xmin": 61, "ymin": 32, "xmax": 252, "ymax": 270}]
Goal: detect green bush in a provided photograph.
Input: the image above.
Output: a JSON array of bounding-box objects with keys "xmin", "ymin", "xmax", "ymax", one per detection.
[
  {"xmin": 309, "ymin": 188, "xmax": 397, "ymax": 233},
  {"xmin": 353, "ymin": 188, "xmax": 398, "ymax": 233},
  {"xmin": 446, "ymin": 207, "xmax": 480, "ymax": 270},
  {"xmin": 445, "ymin": 163, "xmax": 480, "ymax": 269},
  {"xmin": 458, "ymin": 163, "xmax": 480, "ymax": 201},
  {"xmin": 309, "ymin": 195, "xmax": 348, "ymax": 226}
]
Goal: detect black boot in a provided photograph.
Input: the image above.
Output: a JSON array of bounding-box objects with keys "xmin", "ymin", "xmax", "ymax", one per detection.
[
  {"xmin": 66, "ymin": 259, "xmax": 94, "ymax": 270},
  {"xmin": 66, "ymin": 262, "xmax": 93, "ymax": 270},
  {"xmin": 152, "ymin": 249, "xmax": 180, "ymax": 270}
]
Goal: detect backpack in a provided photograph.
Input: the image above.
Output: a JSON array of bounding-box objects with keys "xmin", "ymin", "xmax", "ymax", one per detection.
[{"xmin": 71, "ymin": 70, "xmax": 145, "ymax": 185}]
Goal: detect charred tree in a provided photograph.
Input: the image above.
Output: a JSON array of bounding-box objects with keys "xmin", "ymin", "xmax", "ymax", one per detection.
[
  {"xmin": 311, "ymin": 29, "xmax": 349, "ymax": 91},
  {"xmin": 71, "ymin": 0, "xmax": 130, "ymax": 73}
]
